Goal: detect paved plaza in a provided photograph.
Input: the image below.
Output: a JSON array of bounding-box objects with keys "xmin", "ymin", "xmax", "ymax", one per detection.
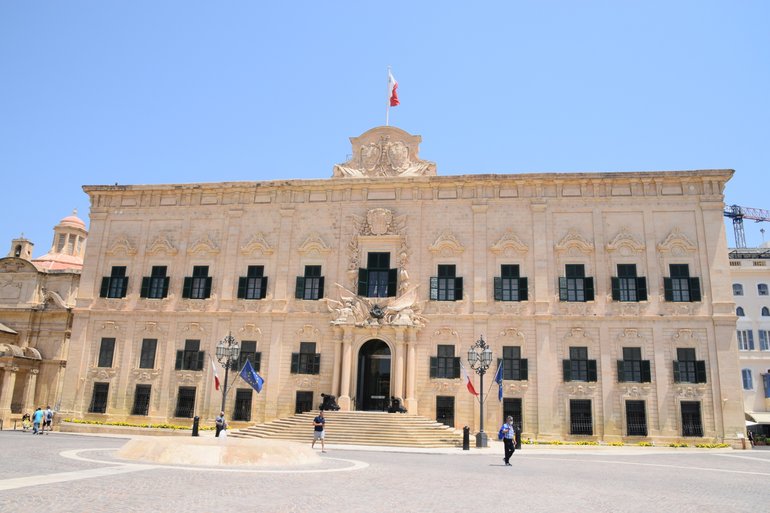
[{"xmin": 1, "ymin": 431, "xmax": 769, "ymax": 513}]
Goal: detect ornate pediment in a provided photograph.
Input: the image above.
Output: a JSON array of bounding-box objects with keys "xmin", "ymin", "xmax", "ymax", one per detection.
[
  {"xmin": 351, "ymin": 208, "xmax": 405, "ymax": 238},
  {"xmin": 490, "ymin": 229, "xmax": 529, "ymax": 256},
  {"xmin": 657, "ymin": 228, "xmax": 697, "ymax": 255},
  {"xmin": 106, "ymin": 236, "xmax": 137, "ymax": 256},
  {"xmin": 555, "ymin": 230, "xmax": 594, "ymax": 255},
  {"xmin": 298, "ymin": 233, "xmax": 331, "ymax": 256},
  {"xmin": 332, "ymin": 126, "xmax": 437, "ymax": 178},
  {"xmin": 606, "ymin": 228, "xmax": 645, "ymax": 254},
  {"xmin": 429, "ymin": 230, "xmax": 465, "ymax": 256},
  {"xmin": 146, "ymin": 236, "xmax": 178, "ymax": 256},
  {"xmin": 240, "ymin": 232, "xmax": 274, "ymax": 256},
  {"xmin": 187, "ymin": 235, "xmax": 220, "ymax": 256}
]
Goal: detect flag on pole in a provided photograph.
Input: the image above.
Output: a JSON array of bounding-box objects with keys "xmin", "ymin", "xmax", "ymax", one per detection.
[
  {"xmin": 210, "ymin": 355, "xmax": 220, "ymax": 391},
  {"xmin": 460, "ymin": 362, "xmax": 479, "ymax": 396},
  {"xmin": 239, "ymin": 359, "xmax": 264, "ymax": 393},
  {"xmin": 494, "ymin": 361, "xmax": 504, "ymax": 402},
  {"xmin": 388, "ymin": 70, "xmax": 399, "ymax": 107}
]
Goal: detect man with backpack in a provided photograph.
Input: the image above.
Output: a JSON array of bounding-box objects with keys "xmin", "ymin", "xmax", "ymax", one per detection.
[{"xmin": 500, "ymin": 416, "xmax": 516, "ymax": 466}]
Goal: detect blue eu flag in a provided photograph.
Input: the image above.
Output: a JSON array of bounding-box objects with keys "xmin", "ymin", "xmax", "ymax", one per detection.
[
  {"xmin": 494, "ymin": 361, "xmax": 503, "ymax": 402},
  {"xmin": 240, "ymin": 359, "xmax": 264, "ymax": 393}
]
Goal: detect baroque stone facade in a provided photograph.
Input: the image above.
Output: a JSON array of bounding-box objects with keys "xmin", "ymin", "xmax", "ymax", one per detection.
[{"xmin": 59, "ymin": 126, "xmax": 744, "ymax": 445}]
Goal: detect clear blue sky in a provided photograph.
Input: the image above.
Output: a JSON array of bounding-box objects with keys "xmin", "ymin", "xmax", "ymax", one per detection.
[{"xmin": 1, "ymin": 1, "xmax": 768, "ymax": 255}]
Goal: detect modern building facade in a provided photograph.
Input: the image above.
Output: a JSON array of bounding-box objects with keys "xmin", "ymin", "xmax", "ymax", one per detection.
[
  {"xmin": 59, "ymin": 126, "xmax": 745, "ymax": 445},
  {"xmin": 729, "ymin": 244, "xmax": 770, "ymax": 436},
  {"xmin": 0, "ymin": 211, "xmax": 87, "ymax": 426}
]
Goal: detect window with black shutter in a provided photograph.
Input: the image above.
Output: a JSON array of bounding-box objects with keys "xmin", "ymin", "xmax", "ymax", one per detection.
[
  {"xmin": 295, "ymin": 265, "xmax": 324, "ymax": 300},
  {"xmin": 430, "ymin": 265, "xmax": 463, "ymax": 301},
  {"xmin": 89, "ymin": 383, "xmax": 109, "ymax": 413},
  {"xmin": 499, "ymin": 346, "xmax": 528, "ymax": 381},
  {"xmin": 291, "ymin": 342, "xmax": 320, "ymax": 375},
  {"xmin": 611, "ymin": 264, "xmax": 647, "ymax": 302},
  {"xmin": 139, "ymin": 339, "xmax": 157, "ymax": 369},
  {"xmin": 237, "ymin": 265, "xmax": 267, "ymax": 300},
  {"xmin": 183, "ymin": 266, "xmax": 212, "ymax": 299},
  {"xmin": 175, "ymin": 339, "xmax": 205, "ymax": 371},
  {"xmin": 140, "ymin": 266, "xmax": 169, "ymax": 299},
  {"xmin": 494, "ymin": 264, "xmax": 528, "ymax": 301},
  {"xmin": 97, "ymin": 338, "xmax": 115, "ymax": 368},
  {"xmin": 617, "ymin": 347, "xmax": 651, "ymax": 383},
  {"xmin": 430, "ymin": 345, "xmax": 460, "ymax": 379},
  {"xmin": 236, "ymin": 340, "xmax": 261, "ymax": 371},
  {"xmin": 664, "ymin": 264, "xmax": 701, "ymax": 302},
  {"xmin": 673, "ymin": 348, "xmax": 706, "ymax": 383},
  {"xmin": 100, "ymin": 266, "xmax": 129, "ymax": 298},
  {"xmin": 559, "ymin": 264, "xmax": 594, "ymax": 302},
  {"xmin": 359, "ymin": 252, "xmax": 397, "ymax": 298},
  {"xmin": 563, "ymin": 346, "xmax": 596, "ymax": 382}
]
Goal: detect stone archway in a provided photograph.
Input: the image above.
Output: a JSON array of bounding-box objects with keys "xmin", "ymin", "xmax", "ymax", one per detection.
[{"xmin": 355, "ymin": 339, "xmax": 391, "ymax": 411}]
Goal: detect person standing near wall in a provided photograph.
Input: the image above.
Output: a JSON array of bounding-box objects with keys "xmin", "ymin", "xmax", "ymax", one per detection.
[{"xmin": 501, "ymin": 416, "xmax": 516, "ymax": 466}]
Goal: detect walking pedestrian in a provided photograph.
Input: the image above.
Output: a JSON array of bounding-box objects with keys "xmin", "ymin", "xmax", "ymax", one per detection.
[
  {"xmin": 311, "ymin": 410, "xmax": 326, "ymax": 452},
  {"xmin": 42, "ymin": 405, "xmax": 54, "ymax": 434},
  {"xmin": 32, "ymin": 407, "xmax": 44, "ymax": 435},
  {"xmin": 215, "ymin": 411, "xmax": 226, "ymax": 437},
  {"xmin": 500, "ymin": 416, "xmax": 516, "ymax": 466}
]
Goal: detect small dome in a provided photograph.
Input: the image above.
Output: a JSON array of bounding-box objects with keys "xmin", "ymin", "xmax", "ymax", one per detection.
[{"xmin": 58, "ymin": 209, "xmax": 86, "ymax": 230}]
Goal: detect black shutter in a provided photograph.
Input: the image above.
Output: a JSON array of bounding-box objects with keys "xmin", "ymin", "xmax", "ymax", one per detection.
[
  {"xmin": 260, "ymin": 277, "xmax": 268, "ymax": 299},
  {"xmin": 519, "ymin": 277, "xmax": 528, "ymax": 301},
  {"xmin": 203, "ymin": 277, "xmax": 212, "ymax": 298},
  {"xmin": 291, "ymin": 353, "xmax": 299, "ymax": 374},
  {"xmin": 100, "ymin": 277, "xmax": 110, "ymax": 298},
  {"xmin": 587, "ymin": 360, "xmax": 597, "ymax": 382},
  {"xmin": 664, "ymin": 278, "xmax": 674, "ymax": 301},
  {"xmin": 175, "ymin": 350, "xmax": 183, "ymax": 370},
  {"xmin": 494, "ymin": 277, "xmax": 502, "ymax": 300},
  {"xmin": 617, "ymin": 360, "xmax": 625, "ymax": 382},
  {"xmin": 641, "ymin": 360, "xmax": 651, "ymax": 382},
  {"xmin": 520, "ymin": 359, "xmax": 528, "ymax": 381},
  {"xmin": 197, "ymin": 351, "xmax": 205, "ymax": 371},
  {"xmin": 313, "ymin": 354, "xmax": 321, "ymax": 374},
  {"xmin": 295, "ymin": 277, "xmax": 305, "ymax": 299},
  {"xmin": 637, "ymin": 277, "xmax": 648, "ymax": 301},
  {"xmin": 120, "ymin": 277, "xmax": 129, "ymax": 298},
  {"xmin": 182, "ymin": 277, "xmax": 193, "ymax": 298},
  {"xmin": 430, "ymin": 277, "xmax": 439, "ymax": 300},
  {"xmin": 695, "ymin": 361, "xmax": 707, "ymax": 383},
  {"xmin": 358, "ymin": 269, "xmax": 368, "ymax": 296},
  {"xmin": 317, "ymin": 276, "xmax": 325, "ymax": 298},
  {"xmin": 140, "ymin": 277, "xmax": 150, "ymax": 298},
  {"xmin": 559, "ymin": 277, "xmax": 568, "ymax": 301},
  {"xmin": 162, "ymin": 277, "xmax": 170, "ymax": 298},
  {"xmin": 689, "ymin": 278, "xmax": 701, "ymax": 302},
  {"xmin": 429, "ymin": 357, "xmax": 438, "ymax": 378},
  {"xmin": 611, "ymin": 277, "xmax": 620, "ymax": 301},
  {"xmin": 673, "ymin": 360, "xmax": 680, "ymax": 382},
  {"xmin": 237, "ymin": 277, "xmax": 248, "ymax": 299},
  {"xmin": 585, "ymin": 277, "xmax": 595, "ymax": 301},
  {"xmin": 454, "ymin": 277, "xmax": 463, "ymax": 301},
  {"xmin": 387, "ymin": 268, "xmax": 398, "ymax": 296},
  {"xmin": 452, "ymin": 357, "xmax": 461, "ymax": 379},
  {"xmin": 563, "ymin": 360, "xmax": 572, "ymax": 381}
]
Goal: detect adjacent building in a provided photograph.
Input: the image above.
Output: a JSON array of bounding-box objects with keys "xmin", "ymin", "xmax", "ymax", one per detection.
[{"xmin": 57, "ymin": 126, "xmax": 744, "ymax": 445}]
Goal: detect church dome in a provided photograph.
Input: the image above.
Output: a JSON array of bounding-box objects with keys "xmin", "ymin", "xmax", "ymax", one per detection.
[{"xmin": 57, "ymin": 210, "xmax": 87, "ymax": 231}]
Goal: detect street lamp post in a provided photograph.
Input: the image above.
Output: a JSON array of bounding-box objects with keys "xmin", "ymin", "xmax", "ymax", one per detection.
[
  {"xmin": 216, "ymin": 332, "xmax": 241, "ymax": 415},
  {"xmin": 467, "ymin": 334, "xmax": 493, "ymax": 448}
]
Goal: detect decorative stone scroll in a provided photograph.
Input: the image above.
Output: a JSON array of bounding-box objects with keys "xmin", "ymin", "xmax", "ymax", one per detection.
[
  {"xmin": 106, "ymin": 236, "xmax": 137, "ymax": 256},
  {"xmin": 332, "ymin": 126, "xmax": 437, "ymax": 178},
  {"xmin": 429, "ymin": 230, "xmax": 465, "ymax": 257},
  {"xmin": 657, "ymin": 228, "xmax": 697, "ymax": 256},
  {"xmin": 240, "ymin": 232, "xmax": 274, "ymax": 256},
  {"xmin": 146, "ymin": 236, "xmax": 178, "ymax": 256},
  {"xmin": 554, "ymin": 229, "xmax": 594, "ymax": 255},
  {"xmin": 490, "ymin": 229, "xmax": 529, "ymax": 256},
  {"xmin": 297, "ymin": 233, "xmax": 331, "ymax": 256},
  {"xmin": 187, "ymin": 235, "xmax": 220, "ymax": 256},
  {"xmin": 606, "ymin": 228, "xmax": 645, "ymax": 254}
]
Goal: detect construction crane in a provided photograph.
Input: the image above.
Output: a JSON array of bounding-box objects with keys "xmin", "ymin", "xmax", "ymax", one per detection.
[{"xmin": 724, "ymin": 204, "xmax": 770, "ymax": 248}]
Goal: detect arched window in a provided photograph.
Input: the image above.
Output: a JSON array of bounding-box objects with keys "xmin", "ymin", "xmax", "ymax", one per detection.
[
  {"xmin": 758, "ymin": 284, "xmax": 769, "ymax": 296},
  {"xmin": 736, "ymin": 307, "xmax": 745, "ymax": 317},
  {"xmin": 733, "ymin": 283, "xmax": 744, "ymax": 296},
  {"xmin": 762, "ymin": 307, "xmax": 770, "ymax": 317}
]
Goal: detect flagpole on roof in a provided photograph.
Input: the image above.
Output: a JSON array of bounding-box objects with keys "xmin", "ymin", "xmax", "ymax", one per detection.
[{"xmin": 386, "ymin": 66, "xmax": 391, "ymax": 126}]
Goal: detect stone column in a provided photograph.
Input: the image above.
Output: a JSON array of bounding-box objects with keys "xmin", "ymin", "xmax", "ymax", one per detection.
[
  {"xmin": 0, "ymin": 367, "xmax": 18, "ymax": 425},
  {"xmin": 405, "ymin": 335, "xmax": 417, "ymax": 413},
  {"xmin": 393, "ymin": 329, "xmax": 406, "ymax": 400},
  {"xmin": 338, "ymin": 328, "xmax": 353, "ymax": 411},
  {"xmin": 23, "ymin": 369, "xmax": 39, "ymax": 413},
  {"xmin": 331, "ymin": 327, "xmax": 342, "ymax": 397}
]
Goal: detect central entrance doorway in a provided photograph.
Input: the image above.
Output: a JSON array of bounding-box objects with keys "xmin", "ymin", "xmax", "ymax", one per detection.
[{"xmin": 356, "ymin": 339, "xmax": 391, "ymax": 411}]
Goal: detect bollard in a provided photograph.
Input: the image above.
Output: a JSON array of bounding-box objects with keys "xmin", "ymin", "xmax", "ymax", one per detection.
[
  {"xmin": 462, "ymin": 426, "xmax": 470, "ymax": 450},
  {"xmin": 192, "ymin": 416, "xmax": 200, "ymax": 437},
  {"xmin": 515, "ymin": 427, "xmax": 522, "ymax": 450}
]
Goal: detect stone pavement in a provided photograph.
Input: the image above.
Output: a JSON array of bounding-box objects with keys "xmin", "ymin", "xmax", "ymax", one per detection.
[{"xmin": 1, "ymin": 430, "xmax": 769, "ymax": 513}]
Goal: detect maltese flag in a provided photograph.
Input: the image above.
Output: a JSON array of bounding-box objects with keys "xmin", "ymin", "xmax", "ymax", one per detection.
[
  {"xmin": 388, "ymin": 70, "xmax": 399, "ymax": 107},
  {"xmin": 210, "ymin": 355, "xmax": 220, "ymax": 391},
  {"xmin": 460, "ymin": 362, "xmax": 479, "ymax": 396}
]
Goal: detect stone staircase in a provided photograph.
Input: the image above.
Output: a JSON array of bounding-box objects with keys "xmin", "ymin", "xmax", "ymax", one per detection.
[{"xmin": 230, "ymin": 410, "xmax": 464, "ymax": 448}]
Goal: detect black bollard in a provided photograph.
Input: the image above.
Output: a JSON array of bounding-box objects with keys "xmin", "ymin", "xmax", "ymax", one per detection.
[
  {"xmin": 192, "ymin": 416, "xmax": 200, "ymax": 437},
  {"xmin": 462, "ymin": 426, "xmax": 470, "ymax": 450},
  {"xmin": 515, "ymin": 427, "xmax": 522, "ymax": 450}
]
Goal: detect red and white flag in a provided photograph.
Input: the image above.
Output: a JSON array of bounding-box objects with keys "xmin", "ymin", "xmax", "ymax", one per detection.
[
  {"xmin": 210, "ymin": 355, "xmax": 220, "ymax": 391},
  {"xmin": 460, "ymin": 363, "xmax": 478, "ymax": 396},
  {"xmin": 388, "ymin": 70, "xmax": 399, "ymax": 107}
]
